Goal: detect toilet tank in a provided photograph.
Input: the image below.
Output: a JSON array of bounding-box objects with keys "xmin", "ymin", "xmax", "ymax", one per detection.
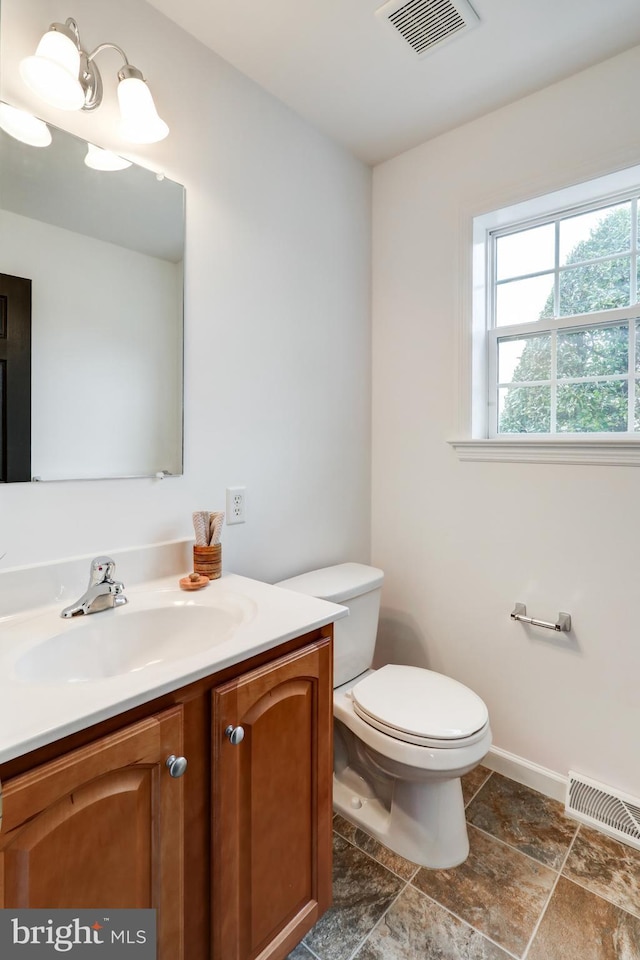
[{"xmin": 275, "ymin": 563, "xmax": 384, "ymax": 687}]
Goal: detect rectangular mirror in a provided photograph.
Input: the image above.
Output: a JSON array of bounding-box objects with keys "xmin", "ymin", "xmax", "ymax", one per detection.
[{"xmin": 0, "ymin": 113, "xmax": 184, "ymax": 481}]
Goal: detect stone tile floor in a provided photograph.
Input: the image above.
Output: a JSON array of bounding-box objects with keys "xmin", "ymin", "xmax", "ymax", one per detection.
[{"xmin": 288, "ymin": 766, "xmax": 640, "ymax": 960}]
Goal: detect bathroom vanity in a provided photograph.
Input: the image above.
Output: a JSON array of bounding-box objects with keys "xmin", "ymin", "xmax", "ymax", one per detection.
[{"xmin": 0, "ymin": 570, "xmax": 344, "ymax": 960}]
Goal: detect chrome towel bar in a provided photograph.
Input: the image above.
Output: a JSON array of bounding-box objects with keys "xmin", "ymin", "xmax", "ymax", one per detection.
[{"xmin": 511, "ymin": 602, "xmax": 571, "ymax": 633}]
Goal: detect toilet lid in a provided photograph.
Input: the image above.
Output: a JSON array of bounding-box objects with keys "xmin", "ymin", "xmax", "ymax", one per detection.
[{"xmin": 351, "ymin": 665, "xmax": 488, "ymax": 742}]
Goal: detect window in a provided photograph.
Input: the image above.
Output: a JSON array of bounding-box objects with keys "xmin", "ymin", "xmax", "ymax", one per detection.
[
  {"xmin": 490, "ymin": 197, "xmax": 639, "ymax": 437},
  {"xmin": 451, "ymin": 164, "xmax": 640, "ymax": 465}
]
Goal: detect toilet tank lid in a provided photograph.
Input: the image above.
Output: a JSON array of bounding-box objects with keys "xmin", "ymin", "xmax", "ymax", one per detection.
[{"xmin": 276, "ymin": 562, "xmax": 384, "ymax": 603}]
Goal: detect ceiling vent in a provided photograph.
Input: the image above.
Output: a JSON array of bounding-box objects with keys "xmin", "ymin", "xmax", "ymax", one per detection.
[{"xmin": 376, "ymin": 0, "xmax": 480, "ymax": 58}]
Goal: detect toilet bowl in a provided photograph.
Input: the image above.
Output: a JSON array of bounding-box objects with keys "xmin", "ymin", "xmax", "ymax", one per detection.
[
  {"xmin": 276, "ymin": 563, "xmax": 491, "ymax": 869},
  {"xmin": 334, "ymin": 666, "xmax": 491, "ymax": 867}
]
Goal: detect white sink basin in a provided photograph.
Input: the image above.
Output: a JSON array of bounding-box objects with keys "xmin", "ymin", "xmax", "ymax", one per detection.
[{"xmin": 14, "ymin": 598, "xmax": 256, "ymax": 684}]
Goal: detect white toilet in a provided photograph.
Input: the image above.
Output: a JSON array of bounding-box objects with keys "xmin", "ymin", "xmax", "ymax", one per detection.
[{"xmin": 276, "ymin": 562, "xmax": 491, "ymax": 869}]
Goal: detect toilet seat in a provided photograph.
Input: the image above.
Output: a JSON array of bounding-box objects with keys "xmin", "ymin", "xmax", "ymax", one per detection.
[{"xmin": 351, "ymin": 665, "xmax": 489, "ymax": 749}]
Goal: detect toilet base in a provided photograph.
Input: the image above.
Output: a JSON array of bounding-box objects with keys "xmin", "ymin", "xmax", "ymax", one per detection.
[{"xmin": 333, "ymin": 771, "xmax": 469, "ymax": 869}]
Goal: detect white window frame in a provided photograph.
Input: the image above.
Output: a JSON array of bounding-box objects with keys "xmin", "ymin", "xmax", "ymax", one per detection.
[{"xmin": 450, "ymin": 162, "xmax": 640, "ymax": 466}]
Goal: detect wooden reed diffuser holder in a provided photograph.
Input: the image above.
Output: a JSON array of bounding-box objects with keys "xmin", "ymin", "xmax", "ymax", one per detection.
[{"xmin": 193, "ymin": 543, "xmax": 222, "ymax": 580}]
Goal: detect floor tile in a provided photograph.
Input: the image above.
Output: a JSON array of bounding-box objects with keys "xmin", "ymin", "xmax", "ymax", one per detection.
[
  {"xmin": 333, "ymin": 815, "xmax": 419, "ymax": 880},
  {"xmin": 562, "ymin": 825, "xmax": 640, "ymax": 919},
  {"xmin": 303, "ymin": 834, "xmax": 405, "ymax": 960},
  {"xmin": 333, "ymin": 813, "xmax": 356, "ymax": 840},
  {"xmin": 527, "ymin": 876, "xmax": 640, "ymax": 960},
  {"xmin": 465, "ymin": 773, "xmax": 576, "ymax": 869},
  {"xmin": 354, "ymin": 884, "xmax": 512, "ymax": 960},
  {"xmin": 287, "ymin": 943, "xmax": 317, "ymax": 960},
  {"xmin": 462, "ymin": 766, "xmax": 492, "ymax": 807},
  {"xmin": 411, "ymin": 824, "xmax": 555, "ymax": 957},
  {"xmin": 298, "ymin": 774, "xmax": 640, "ymax": 960}
]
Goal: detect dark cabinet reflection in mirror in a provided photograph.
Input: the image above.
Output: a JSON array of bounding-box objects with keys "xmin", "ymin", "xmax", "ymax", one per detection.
[
  {"xmin": 0, "ymin": 116, "xmax": 184, "ymax": 482},
  {"xmin": 0, "ymin": 272, "xmax": 31, "ymax": 482}
]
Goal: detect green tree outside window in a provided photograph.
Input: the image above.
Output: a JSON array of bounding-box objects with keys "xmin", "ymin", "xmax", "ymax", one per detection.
[{"xmin": 499, "ymin": 207, "xmax": 635, "ymax": 433}]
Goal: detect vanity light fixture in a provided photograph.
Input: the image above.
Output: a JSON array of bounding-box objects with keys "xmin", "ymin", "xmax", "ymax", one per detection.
[
  {"xmin": 0, "ymin": 102, "xmax": 52, "ymax": 147},
  {"xmin": 84, "ymin": 143, "xmax": 132, "ymax": 171},
  {"xmin": 19, "ymin": 18, "xmax": 169, "ymax": 144}
]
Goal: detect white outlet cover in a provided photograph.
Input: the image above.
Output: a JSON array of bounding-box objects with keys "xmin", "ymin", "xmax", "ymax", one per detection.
[{"xmin": 226, "ymin": 486, "xmax": 246, "ymax": 524}]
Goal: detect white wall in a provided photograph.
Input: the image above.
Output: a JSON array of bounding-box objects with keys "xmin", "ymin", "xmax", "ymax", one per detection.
[
  {"xmin": 372, "ymin": 45, "xmax": 640, "ymax": 796},
  {"xmin": 0, "ymin": 0, "xmax": 372, "ymax": 579}
]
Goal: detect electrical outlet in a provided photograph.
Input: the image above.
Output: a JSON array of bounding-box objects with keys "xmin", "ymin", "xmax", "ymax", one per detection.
[{"xmin": 226, "ymin": 486, "xmax": 246, "ymax": 524}]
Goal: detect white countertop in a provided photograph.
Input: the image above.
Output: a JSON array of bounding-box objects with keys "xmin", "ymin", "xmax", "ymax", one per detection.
[{"xmin": 0, "ymin": 572, "xmax": 347, "ymax": 765}]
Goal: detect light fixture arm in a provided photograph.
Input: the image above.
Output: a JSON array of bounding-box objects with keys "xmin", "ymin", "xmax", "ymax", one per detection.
[
  {"xmin": 83, "ymin": 42, "xmax": 140, "ymax": 111},
  {"xmin": 57, "ymin": 17, "xmax": 81, "ymax": 45},
  {"xmin": 83, "ymin": 44, "xmax": 149, "ymax": 110},
  {"xmin": 86, "ymin": 42, "xmax": 131, "ymax": 68},
  {"xmin": 48, "ymin": 22, "xmax": 138, "ymax": 112}
]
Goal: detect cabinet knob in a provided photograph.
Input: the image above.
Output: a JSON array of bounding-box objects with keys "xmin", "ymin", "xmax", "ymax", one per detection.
[
  {"xmin": 225, "ymin": 725, "xmax": 245, "ymax": 745},
  {"xmin": 166, "ymin": 754, "xmax": 188, "ymax": 778}
]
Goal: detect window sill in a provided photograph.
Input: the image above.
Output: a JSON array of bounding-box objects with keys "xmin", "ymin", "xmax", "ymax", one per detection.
[{"xmin": 448, "ymin": 438, "xmax": 640, "ymax": 466}]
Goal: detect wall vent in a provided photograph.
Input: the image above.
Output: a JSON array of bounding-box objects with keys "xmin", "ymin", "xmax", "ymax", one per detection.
[
  {"xmin": 566, "ymin": 771, "xmax": 640, "ymax": 850},
  {"xmin": 375, "ymin": 0, "xmax": 480, "ymax": 58}
]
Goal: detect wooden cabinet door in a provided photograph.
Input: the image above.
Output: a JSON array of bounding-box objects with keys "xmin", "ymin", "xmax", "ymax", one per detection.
[
  {"xmin": 0, "ymin": 706, "xmax": 185, "ymax": 959},
  {"xmin": 212, "ymin": 638, "xmax": 333, "ymax": 960}
]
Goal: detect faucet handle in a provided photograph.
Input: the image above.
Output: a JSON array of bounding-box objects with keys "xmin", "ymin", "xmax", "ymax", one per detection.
[{"xmin": 88, "ymin": 556, "xmax": 117, "ymax": 587}]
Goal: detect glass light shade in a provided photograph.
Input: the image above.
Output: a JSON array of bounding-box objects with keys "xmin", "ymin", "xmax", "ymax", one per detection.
[
  {"xmin": 0, "ymin": 103, "xmax": 51, "ymax": 147},
  {"xmin": 20, "ymin": 30, "xmax": 85, "ymax": 111},
  {"xmin": 117, "ymin": 76, "xmax": 169, "ymax": 144},
  {"xmin": 84, "ymin": 143, "xmax": 132, "ymax": 171}
]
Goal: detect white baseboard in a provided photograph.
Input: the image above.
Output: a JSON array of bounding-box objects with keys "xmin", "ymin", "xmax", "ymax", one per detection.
[{"xmin": 485, "ymin": 746, "xmax": 567, "ymax": 803}]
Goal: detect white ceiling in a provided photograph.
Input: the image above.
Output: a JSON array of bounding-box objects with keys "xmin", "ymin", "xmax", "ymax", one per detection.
[{"xmin": 146, "ymin": 0, "xmax": 640, "ymax": 166}]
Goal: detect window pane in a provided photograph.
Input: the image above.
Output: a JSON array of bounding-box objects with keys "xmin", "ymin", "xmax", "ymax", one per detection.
[
  {"xmin": 559, "ymin": 203, "xmax": 631, "ymax": 265},
  {"xmin": 557, "ymin": 324, "xmax": 628, "ymax": 378},
  {"xmin": 557, "ymin": 381, "xmax": 628, "ymax": 432},
  {"xmin": 496, "ymin": 274, "xmax": 554, "ymax": 326},
  {"xmin": 635, "ymin": 380, "xmax": 640, "ymax": 430},
  {"xmin": 496, "ymin": 223, "xmax": 555, "ymax": 281},
  {"xmin": 636, "ymin": 320, "xmax": 640, "ymax": 373},
  {"xmin": 498, "ymin": 334, "xmax": 551, "ymax": 383},
  {"xmin": 498, "ymin": 385, "xmax": 550, "ymax": 433},
  {"xmin": 558, "ymin": 257, "xmax": 630, "ymax": 316}
]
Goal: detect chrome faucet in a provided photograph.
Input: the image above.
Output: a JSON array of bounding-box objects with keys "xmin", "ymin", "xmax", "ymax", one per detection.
[{"xmin": 60, "ymin": 556, "xmax": 128, "ymax": 618}]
